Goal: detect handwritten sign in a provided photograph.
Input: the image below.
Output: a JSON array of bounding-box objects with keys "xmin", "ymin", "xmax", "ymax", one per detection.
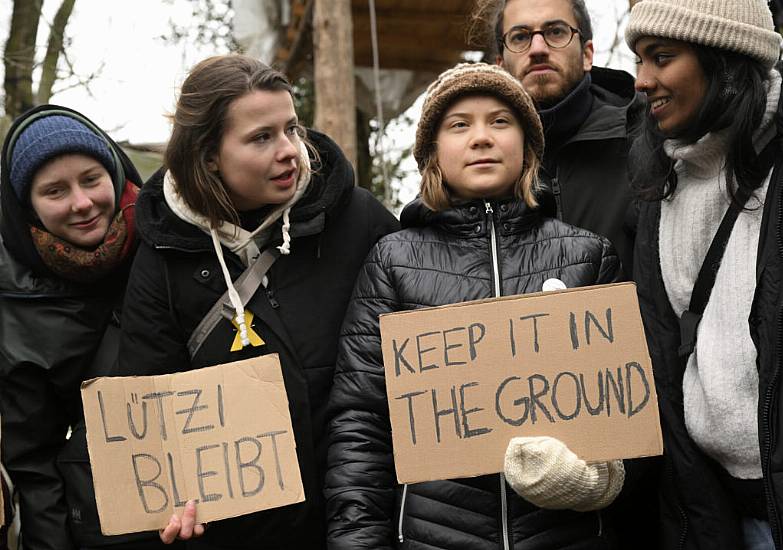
[
  {"xmin": 381, "ymin": 282, "xmax": 662, "ymax": 484},
  {"xmin": 81, "ymin": 355, "xmax": 304, "ymax": 535}
]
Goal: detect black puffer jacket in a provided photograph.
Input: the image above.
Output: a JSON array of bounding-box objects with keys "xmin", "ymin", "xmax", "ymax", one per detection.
[
  {"xmin": 634, "ymin": 134, "xmax": 783, "ymax": 547},
  {"xmin": 117, "ymin": 130, "xmax": 399, "ymax": 550},
  {"xmin": 325, "ymin": 196, "xmax": 621, "ymax": 549}
]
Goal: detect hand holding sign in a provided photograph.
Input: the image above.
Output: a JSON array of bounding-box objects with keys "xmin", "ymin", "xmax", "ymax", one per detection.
[{"xmin": 159, "ymin": 500, "xmax": 204, "ymax": 544}]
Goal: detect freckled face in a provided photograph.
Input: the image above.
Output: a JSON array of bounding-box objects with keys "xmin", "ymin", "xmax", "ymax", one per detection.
[
  {"xmin": 29, "ymin": 154, "xmax": 115, "ymax": 248},
  {"xmin": 213, "ymin": 90, "xmax": 301, "ymax": 211},
  {"xmin": 634, "ymin": 37, "xmax": 708, "ymax": 137},
  {"xmin": 436, "ymin": 95, "xmax": 525, "ymax": 200}
]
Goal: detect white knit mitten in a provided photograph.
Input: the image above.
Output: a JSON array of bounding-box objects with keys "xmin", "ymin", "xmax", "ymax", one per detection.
[{"xmin": 504, "ymin": 436, "xmax": 625, "ymax": 512}]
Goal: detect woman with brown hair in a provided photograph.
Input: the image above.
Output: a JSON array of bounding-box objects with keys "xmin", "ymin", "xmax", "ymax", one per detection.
[{"xmin": 116, "ymin": 54, "xmax": 398, "ymax": 548}]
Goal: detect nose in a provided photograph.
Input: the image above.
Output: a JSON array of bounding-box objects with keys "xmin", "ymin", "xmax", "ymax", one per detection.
[
  {"xmin": 469, "ymin": 124, "xmax": 494, "ymax": 149},
  {"xmin": 635, "ymin": 64, "xmax": 654, "ymax": 93},
  {"xmin": 276, "ymin": 133, "xmax": 299, "ymax": 163},
  {"xmin": 528, "ymin": 32, "xmax": 549, "ymax": 57},
  {"xmin": 71, "ymin": 186, "xmax": 93, "ymax": 213}
]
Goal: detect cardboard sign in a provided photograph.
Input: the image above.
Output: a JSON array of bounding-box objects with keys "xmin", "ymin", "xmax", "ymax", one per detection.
[
  {"xmin": 81, "ymin": 355, "xmax": 304, "ymax": 535},
  {"xmin": 381, "ymin": 282, "xmax": 663, "ymax": 485}
]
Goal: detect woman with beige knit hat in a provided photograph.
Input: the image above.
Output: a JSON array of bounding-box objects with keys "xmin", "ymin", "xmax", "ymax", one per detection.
[
  {"xmin": 627, "ymin": 0, "xmax": 783, "ymax": 548},
  {"xmin": 325, "ymin": 62, "xmax": 628, "ymax": 549}
]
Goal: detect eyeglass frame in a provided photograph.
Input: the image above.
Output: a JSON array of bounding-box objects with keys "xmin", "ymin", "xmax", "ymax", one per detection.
[{"xmin": 500, "ymin": 23, "xmax": 582, "ymax": 54}]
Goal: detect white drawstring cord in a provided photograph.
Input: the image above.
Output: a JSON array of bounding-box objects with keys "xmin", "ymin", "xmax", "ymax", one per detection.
[
  {"xmin": 210, "ymin": 228, "xmax": 250, "ymax": 347},
  {"xmin": 277, "ymin": 207, "xmax": 292, "ymax": 255}
]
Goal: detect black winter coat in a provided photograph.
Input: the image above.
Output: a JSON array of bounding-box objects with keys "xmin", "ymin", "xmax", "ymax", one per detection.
[
  {"xmin": 325, "ymin": 196, "xmax": 622, "ymax": 549},
  {"xmin": 0, "ymin": 105, "xmax": 165, "ymax": 550},
  {"xmin": 538, "ymin": 67, "xmax": 643, "ymax": 274},
  {"xmin": 634, "ymin": 134, "xmax": 783, "ymax": 548},
  {"xmin": 117, "ymin": 130, "xmax": 399, "ymax": 550}
]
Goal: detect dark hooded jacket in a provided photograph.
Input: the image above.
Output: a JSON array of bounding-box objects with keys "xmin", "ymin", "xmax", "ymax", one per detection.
[
  {"xmin": 538, "ymin": 66, "xmax": 643, "ymax": 275},
  {"xmin": 633, "ymin": 93, "xmax": 783, "ymax": 549},
  {"xmin": 325, "ymin": 194, "xmax": 622, "ymax": 549},
  {"xmin": 117, "ymin": 129, "xmax": 399, "ymax": 549},
  {"xmin": 0, "ymin": 105, "xmax": 164, "ymax": 550}
]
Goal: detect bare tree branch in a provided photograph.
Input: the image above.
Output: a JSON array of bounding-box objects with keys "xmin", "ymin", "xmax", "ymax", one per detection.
[
  {"xmin": 3, "ymin": 0, "xmax": 43, "ymax": 117},
  {"xmin": 37, "ymin": 0, "xmax": 76, "ymax": 104}
]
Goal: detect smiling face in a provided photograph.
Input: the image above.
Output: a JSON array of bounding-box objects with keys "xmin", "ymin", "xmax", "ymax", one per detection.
[
  {"xmin": 436, "ymin": 95, "xmax": 525, "ymax": 201},
  {"xmin": 634, "ymin": 37, "xmax": 708, "ymax": 137},
  {"xmin": 29, "ymin": 154, "xmax": 116, "ymax": 248},
  {"xmin": 213, "ymin": 89, "xmax": 301, "ymax": 211},
  {"xmin": 497, "ymin": 0, "xmax": 593, "ymax": 107}
]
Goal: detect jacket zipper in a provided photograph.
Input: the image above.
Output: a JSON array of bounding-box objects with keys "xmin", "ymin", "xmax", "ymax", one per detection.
[
  {"xmin": 266, "ymin": 288, "xmax": 280, "ymax": 309},
  {"xmin": 761, "ymin": 175, "xmax": 783, "ymax": 547},
  {"xmin": 485, "ymin": 201, "xmax": 510, "ymax": 550},
  {"xmin": 551, "ymin": 167, "xmax": 563, "ymax": 221},
  {"xmin": 398, "ymin": 483, "xmax": 409, "ymax": 543}
]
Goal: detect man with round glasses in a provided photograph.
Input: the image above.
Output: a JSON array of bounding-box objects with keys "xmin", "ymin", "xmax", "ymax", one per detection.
[
  {"xmin": 489, "ymin": 0, "xmax": 642, "ymax": 278},
  {"xmin": 485, "ymin": 0, "xmax": 655, "ymax": 548}
]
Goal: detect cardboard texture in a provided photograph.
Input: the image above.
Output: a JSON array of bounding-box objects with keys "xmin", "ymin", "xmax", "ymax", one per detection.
[
  {"xmin": 81, "ymin": 355, "xmax": 304, "ymax": 535},
  {"xmin": 381, "ymin": 282, "xmax": 663, "ymax": 485}
]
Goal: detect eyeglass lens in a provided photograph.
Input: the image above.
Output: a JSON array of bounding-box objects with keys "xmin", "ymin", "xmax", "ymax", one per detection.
[{"xmin": 504, "ymin": 23, "xmax": 576, "ymax": 53}]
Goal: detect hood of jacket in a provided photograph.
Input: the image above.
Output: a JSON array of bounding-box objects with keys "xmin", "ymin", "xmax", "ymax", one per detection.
[
  {"xmin": 136, "ymin": 128, "xmax": 355, "ymax": 254},
  {"xmin": 0, "ymin": 104, "xmax": 142, "ymax": 293}
]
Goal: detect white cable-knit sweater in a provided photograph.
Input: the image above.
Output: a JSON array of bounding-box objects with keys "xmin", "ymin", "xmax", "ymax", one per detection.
[{"xmin": 660, "ymin": 70, "xmax": 781, "ymax": 480}]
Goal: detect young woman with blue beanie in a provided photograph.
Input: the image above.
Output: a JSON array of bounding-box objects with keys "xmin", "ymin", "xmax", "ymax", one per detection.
[
  {"xmin": 626, "ymin": 0, "xmax": 783, "ymax": 547},
  {"xmin": 0, "ymin": 106, "xmax": 170, "ymax": 549}
]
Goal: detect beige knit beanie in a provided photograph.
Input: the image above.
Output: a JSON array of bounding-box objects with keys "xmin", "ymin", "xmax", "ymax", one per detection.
[
  {"xmin": 413, "ymin": 62, "xmax": 545, "ymax": 171},
  {"xmin": 625, "ymin": 0, "xmax": 782, "ymax": 69}
]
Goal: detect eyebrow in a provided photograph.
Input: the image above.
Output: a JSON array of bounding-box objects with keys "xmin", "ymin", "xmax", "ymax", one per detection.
[
  {"xmin": 443, "ymin": 108, "xmax": 515, "ymax": 119},
  {"xmin": 243, "ymin": 117, "xmax": 299, "ymax": 137},
  {"xmin": 507, "ymin": 19, "xmax": 571, "ymax": 32},
  {"xmin": 640, "ymin": 39, "xmax": 677, "ymax": 56}
]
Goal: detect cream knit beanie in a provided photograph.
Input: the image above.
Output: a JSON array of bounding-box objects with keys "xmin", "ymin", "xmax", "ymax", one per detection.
[
  {"xmin": 413, "ymin": 62, "xmax": 544, "ymax": 171},
  {"xmin": 625, "ymin": 0, "xmax": 782, "ymax": 69}
]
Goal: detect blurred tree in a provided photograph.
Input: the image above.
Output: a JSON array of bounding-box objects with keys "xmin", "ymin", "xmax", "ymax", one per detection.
[{"xmin": 2, "ymin": 0, "xmax": 93, "ymax": 139}]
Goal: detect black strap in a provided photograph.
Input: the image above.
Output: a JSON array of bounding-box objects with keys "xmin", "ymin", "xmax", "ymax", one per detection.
[{"xmin": 678, "ymin": 139, "xmax": 780, "ymax": 357}]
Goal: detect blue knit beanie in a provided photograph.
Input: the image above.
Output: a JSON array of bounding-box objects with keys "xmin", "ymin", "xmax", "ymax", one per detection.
[{"xmin": 9, "ymin": 115, "xmax": 116, "ymax": 203}]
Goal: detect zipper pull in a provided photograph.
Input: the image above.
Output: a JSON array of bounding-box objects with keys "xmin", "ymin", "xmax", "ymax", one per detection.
[
  {"xmin": 266, "ymin": 288, "xmax": 280, "ymax": 309},
  {"xmin": 485, "ymin": 201, "xmax": 494, "ymax": 215},
  {"xmin": 550, "ymin": 176, "xmax": 561, "ymax": 196}
]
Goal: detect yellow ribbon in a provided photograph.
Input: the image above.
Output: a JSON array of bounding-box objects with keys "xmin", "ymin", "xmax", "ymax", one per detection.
[{"xmin": 230, "ymin": 310, "xmax": 265, "ymax": 352}]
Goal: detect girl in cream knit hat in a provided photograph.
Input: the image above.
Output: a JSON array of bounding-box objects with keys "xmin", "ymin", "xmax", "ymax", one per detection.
[{"xmin": 627, "ymin": 0, "xmax": 783, "ymax": 548}]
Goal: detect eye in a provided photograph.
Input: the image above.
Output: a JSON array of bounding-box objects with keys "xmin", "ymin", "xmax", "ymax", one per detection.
[
  {"xmin": 449, "ymin": 120, "xmax": 469, "ymax": 130},
  {"xmin": 507, "ymin": 29, "xmax": 531, "ymax": 46},
  {"xmin": 653, "ymin": 53, "xmax": 672, "ymax": 65},
  {"xmin": 43, "ymin": 186, "xmax": 65, "ymax": 198},
  {"xmin": 494, "ymin": 116, "xmax": 511, "ymax": 125},
  {"xmin": 253, "ymin": 132, "xmax": 271, "ymax": 143},
  {"xmin": 285, "ymin": 125, "xmax": 301, "ymax": 137},
  {"xmin": 546, "ymin": 25, "xmax": 566, "ymax": 37}
]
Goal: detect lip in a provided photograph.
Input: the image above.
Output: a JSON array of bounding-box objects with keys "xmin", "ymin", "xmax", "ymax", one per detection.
[
  {"xmin": 649, "ymin": 96, "xmax": 672, "ymax": 118},
  {"xmin": 526, "ymin": 64, "xmax": 556, "ymax": 76},
  {"xmin": 270, "ymin": 167, "xmax": 297, "ymax": 188},
  {"xmin": 467, "ymin": 159, "xmax": 500, "ymax": 168},
  {"xmin": 70, "ymin": 214, "xmax": 100, "ymax": 230}
]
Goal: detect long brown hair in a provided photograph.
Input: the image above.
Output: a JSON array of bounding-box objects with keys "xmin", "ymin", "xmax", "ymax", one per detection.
[{"xmin": 165, "ymin": 54, "xmax": 297, "ymax": 228}]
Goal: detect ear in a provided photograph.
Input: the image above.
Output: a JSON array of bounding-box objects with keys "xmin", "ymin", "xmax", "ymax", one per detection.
[
  {"xmin": 206, "ymin": 156, "xmax": 219, "ymax": 173},
  {"xmin": 582, "ymin": 40, "xmax": 594, "ymax": 72},
  {"xmin": 496, "ymin": 54, "xmax": 505, "ymax": 68}
]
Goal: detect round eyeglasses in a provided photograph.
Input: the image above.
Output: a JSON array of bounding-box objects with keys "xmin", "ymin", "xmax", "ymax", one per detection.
[{"xmin": 502, "ymin": 23, "xmax": 580, "ymax": 53}]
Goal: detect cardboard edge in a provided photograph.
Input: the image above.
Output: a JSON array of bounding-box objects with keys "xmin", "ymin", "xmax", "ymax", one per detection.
[{"xmin": 378, "ymin": 282, "xmax": 638, "ymax": 321}]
